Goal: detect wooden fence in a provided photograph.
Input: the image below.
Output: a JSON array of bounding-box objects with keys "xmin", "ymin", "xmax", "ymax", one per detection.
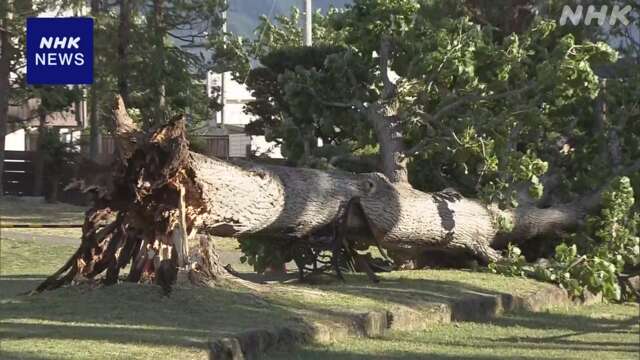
[{"xmin": 2, "ymin": 151, "xmax": 36, "ymax": 196}]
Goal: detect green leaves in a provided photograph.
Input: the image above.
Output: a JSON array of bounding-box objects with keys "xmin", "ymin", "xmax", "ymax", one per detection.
[
  {"xmin": 238, "ymin": 237, "xmax": 295, "ymax": 274},
  {"xmin": 491, "ymin": 177, "xmax": 639, "ymax": 302},
  {"xmin": 338, "ymin": 0, "xmax": 420, "ymax": 52},
  {"xmin": 515, "ymin": 151, "xmax": 549, "ymax": 200},
  {"xmin": 488, "ymin": 243, "xmax": 527, "ymax": 277}
]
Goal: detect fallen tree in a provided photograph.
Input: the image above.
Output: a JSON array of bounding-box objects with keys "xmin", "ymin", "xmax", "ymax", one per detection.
[
  {"xmin": 37, "ymin": 96, "xmax": 613, "ymax": 293},
  {"xmin": 36, "ymin": 2, "xmax": 638, "ymax": 302}
]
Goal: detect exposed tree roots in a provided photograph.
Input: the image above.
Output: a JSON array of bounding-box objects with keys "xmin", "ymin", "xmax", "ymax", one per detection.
[{"xmin": 37, "ymin": 98, "xmax": 222, "ymax": 294}]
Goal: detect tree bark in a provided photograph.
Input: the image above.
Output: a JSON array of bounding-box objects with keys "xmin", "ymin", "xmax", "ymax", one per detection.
[
  {"xmin": 184, "ymin": 152, "xmax": 592, "ymax": 266},
  {"xmin": 88, "ymin": 85, "xmax": 99, "ymax": 160},
  {"xmin": 0, "ymin": 0, "xmax": 10, "ymax": 197},
  {"xmin": 367, "ymin": 37, "xmax": 411, "ymax": 184},
  {"xmin": 367, "ymin": 105, "xmax": 409, "ymax": 184},
  {"xmin": 32, "ymin": 112, "xmax": 46, "ymax": 196},
  {"xmin": 150, "ymin": 0, "xmax": 166, "ymax": 124},
  {"xmin": 117, "ymin": 0, "xmax": 131, "ymax": 105},
  {"xmin": 88, "ymin": 0, "xmax": 100, "ymax": 160}
]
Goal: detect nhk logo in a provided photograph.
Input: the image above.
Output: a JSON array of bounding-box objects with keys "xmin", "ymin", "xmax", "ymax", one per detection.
[
  {"xmin": 36, "ymin": 37, "xmax": 85, "ymax": 66},
  {"xmin": 559, "ymin": 5, "xmax": 633, "ymax": 26},
  {"xmin": 27, "ymin": 17, "xmax": 93, "ymax": 84}
]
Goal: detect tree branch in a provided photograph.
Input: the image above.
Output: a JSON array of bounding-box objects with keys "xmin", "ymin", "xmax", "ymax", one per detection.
[
  {"xmin": 576, "ymin": 159, "xmax": 640, "ymax": 212},
  {"xmin": 167, "ymin": 31, "xmax": 206, "ymax": 43},
  {"xmin": 297, "ymin": 82, "xmax": 366, "ymax": 111},
  {"xmin": 319, "ymin": 98, "xmax": 364, "ymax": 110},
  {"xmin": 112, "ymin": 95, "xmax": 140, "ymax": 162},
  {"xmin": 405, "ymin": 83, "xmax": 537, "ymax": 156},
  {"xmin": 431, "ymin": 82, "xmax": 536, "ymax": 123}
]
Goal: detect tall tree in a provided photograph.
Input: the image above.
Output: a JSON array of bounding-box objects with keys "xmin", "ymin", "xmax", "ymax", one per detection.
[
  {"xmin": 88, "ymin": 0, "xmax": 101, "ymax": 160},
  {"xmin": 31, "ymin": 86, "xmax": 78, "ymax": 197},
  {"xmin": 117, "ymin": 0, "xmax": 132, "ymax": 105},
  {"xmin": 0, "ymin": 0, "xmax": 39, "ymax": 196},
  {"xmin": 83, "ymin": 0, "xmax": 226, "ymax": 157},
  {"xmin": 149, "ymin": 0, "xmax": 166, "ymax": 124},
  {"xmin": 0, "ymin": 0, "xmax": 10, "ymax": 197},
  {"xmin": 123, "ymin": 0, "xmax": 225, "ymax": 127}
]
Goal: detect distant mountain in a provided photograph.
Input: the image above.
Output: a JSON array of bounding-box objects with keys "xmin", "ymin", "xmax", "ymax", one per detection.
[{"xmin": 227, "ymin": 0, "xmax": 352, "ymax": 37}]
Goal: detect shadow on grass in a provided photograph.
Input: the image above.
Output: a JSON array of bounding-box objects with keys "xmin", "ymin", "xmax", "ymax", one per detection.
[
  {"xmin": 0, "ymin": 282, "xmax": 297, "ymax": 353},
  {"xmin": 263, "ymin": 274, "xmax": 638, "ymax": 359},
  {"xmin": 0, "ymin": 272, "xmax": 541, "ymax": 358},
  {"xmin": 269, "ymin": 305, "xmax": 639, "ymax": 360},
  {"xmin": 489, "ymin": 308, "xmax": 639, "ymax": 334},
  {"xmin": 0, "ymin": 275, "xmax": 44, "ymax": 299},
  {"xmin": 1, "ymin": 267, "xmax": 638, "ymax": 359},
  {"xmin": 273, "ymin": 348, "xmax": 542, "ymax": 360},
  {"xmin": 272, "ymin": 273, "xmax": 534, "ymax": 312},
  {"xmin": 484, "ymin": 309, "xmax": 640, "ymax": 353},
  {"xmin": 330, "ymin": 276, "xmax": 502, "ymax": 304},
  {"xmin": 0, "ymin": 350, "xmax": 52, "ymax": 360}
]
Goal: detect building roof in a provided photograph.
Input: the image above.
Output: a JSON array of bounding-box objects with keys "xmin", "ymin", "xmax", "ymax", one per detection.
[
  {"xmin": 190, "ymin": 123, "xmax": 246, "ymax": 136},
  {"xmin": 8, "ymin": 98, "xmax": 81, "ymax": 130}
]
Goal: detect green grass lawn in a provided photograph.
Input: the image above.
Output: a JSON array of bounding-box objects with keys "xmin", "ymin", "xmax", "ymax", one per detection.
[
  {"xmin": 267, "ymin": 302, "xmax": 640, "ymax": 360},
  {"xmin": 269, "ymin": 270, "xmax": 556, "ymax": 314},
  {"xmin": 0, "ymin": 197, "xmax": 87, "ymax": 239},
  {"xmin": 0, "ymin": 283, "xmax": 293, "ymax": 359},
  {"xmin": 1, "ymin": 199, "xmax": 639, "ymax": 360},
  {"xmin": 0, "ymin": 238, "xmax": 296, "ymax": 360},
  {"xmin": 0, "ymin": 197, "xmax": 86, "ymax": 225},
  {"xmin": 0, "ymin": 237, "xmax": 78, "ymax": 298}
]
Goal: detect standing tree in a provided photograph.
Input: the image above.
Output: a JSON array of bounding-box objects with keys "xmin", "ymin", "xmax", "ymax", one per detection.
[
  {"xmin": 133, "ymin": 0, "xmax": 226, "ymax": 126},
  {"xmin": 76, "ymin": 0, "xmax": 228, "ymax": 155},
  {"xmin": 0, "ymin": 0, "xmax": 10, "ymax": 197},
  {"xmin": 0, "ymin": 0, "xmax": 55, "ymax": 196},
  {"xmin": 31, "ymin": 86, "xmax": 79, "ymax": 197},
  {"xmin": 0, "ymin": 0, "xmax": 36, "ymax": 196}
]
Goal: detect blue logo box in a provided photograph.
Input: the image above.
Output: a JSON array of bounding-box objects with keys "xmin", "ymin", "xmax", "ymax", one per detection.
[{"xmin": 26, "ymin": 17, "xmax": 94, "ymax": 85}]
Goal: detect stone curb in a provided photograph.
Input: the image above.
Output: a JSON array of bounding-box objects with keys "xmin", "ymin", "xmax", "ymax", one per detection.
[{"xmin": 208, "ymin": 286, "xmax": 600, "ymax": 360}]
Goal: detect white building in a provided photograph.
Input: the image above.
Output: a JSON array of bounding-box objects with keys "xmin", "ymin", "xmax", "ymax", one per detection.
[
  {"xmin": 193, "ymin": 71, "xmax": 282, "ymax": 159},
  {"xmin": 4, "ymin": 98, "xmax": 85, "ymax": 152}
]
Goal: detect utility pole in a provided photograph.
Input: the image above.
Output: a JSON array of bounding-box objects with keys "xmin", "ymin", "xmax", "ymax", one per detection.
[
  {"xmin": 304, "ymin": 0, "xmax": 312, "ymax": 46},
  {"xmin": 207, "ymin": 7, "xmax": 227, "ymax": 128},
  {"xmin": 220, "ymin": 8, "xmax": 227, "ymax": 126}
]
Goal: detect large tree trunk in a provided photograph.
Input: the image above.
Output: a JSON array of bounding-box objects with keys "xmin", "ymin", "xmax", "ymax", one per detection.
[
  {"xmin": 88, "ymin": 85, "xmax": 99, "ymax": 160},
  {"xmin": 39, "ymin": 97, "xmax": 593, "ymax": 293},
  {"xmin": 88, "ymin": 0, "xmax": 100, "ymax": 161},
  {"xmin": 32, "ymin": 112, "xmax": 47, "ymax": 196},
  {"xmin": 150, "ymin": 0, "xmax": 166, "ymax": 124},
  {"xmin": 0, "ymin": 1, "xmax": 10, "ymax": 197},
  {"xmin": 188, "ymin": 154, "xmax": 587, "ymax": 263},
  {"xmin": 117, "ymin": 0, "xmax": 131, "ymax": 105},
  {"xmin": 368, "ymin": 37, "xmax": 410, "ymax": 185},
  {"xmin": 367, "ymin": 105, "xmax": 409, "ymax": 184}
]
